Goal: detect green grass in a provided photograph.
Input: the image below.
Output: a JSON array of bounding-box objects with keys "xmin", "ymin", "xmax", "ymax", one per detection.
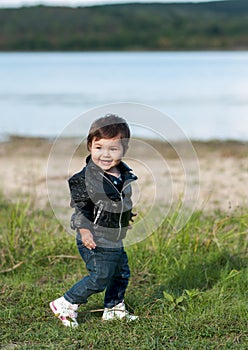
[{"xmin": 0, "ymin": 195, "xmax": 247, "ymax": 349}]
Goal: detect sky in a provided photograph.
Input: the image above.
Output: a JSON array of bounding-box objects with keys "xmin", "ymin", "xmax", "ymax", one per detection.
[{"xmin": 0, "ymin": 0, "xmax": 226, "ymax": 8}]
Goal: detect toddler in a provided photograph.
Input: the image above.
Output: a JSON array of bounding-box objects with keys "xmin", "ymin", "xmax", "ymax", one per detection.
[{"xmin": 50, "ymin": 114, "xmax": 138, "ymax": 327}]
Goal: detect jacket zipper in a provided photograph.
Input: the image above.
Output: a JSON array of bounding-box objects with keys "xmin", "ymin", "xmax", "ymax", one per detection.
[{"xmin": 93, "ymin": 201, "xmax": 104, "ymax": 225}]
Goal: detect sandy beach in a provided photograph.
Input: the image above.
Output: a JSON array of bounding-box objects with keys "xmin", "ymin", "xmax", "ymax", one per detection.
[{"xmin": 0, "ymin": 136, "xmax": 247, "ymax": 216}]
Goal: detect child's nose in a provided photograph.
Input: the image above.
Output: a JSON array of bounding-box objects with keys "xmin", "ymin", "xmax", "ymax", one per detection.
[{"xmin": 102, "ymin": 148, "xmax": 110, "ymax": 157}]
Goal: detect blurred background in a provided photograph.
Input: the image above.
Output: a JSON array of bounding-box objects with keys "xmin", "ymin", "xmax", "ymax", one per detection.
[{"xmin": 0, "ymin": 0, "xmax": 248, "ymax": 140}]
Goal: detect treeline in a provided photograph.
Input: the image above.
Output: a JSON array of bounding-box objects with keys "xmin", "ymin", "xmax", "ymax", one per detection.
[{"xmin": 0, "ymin": 0, "xmax": 248, "ymax": 51}]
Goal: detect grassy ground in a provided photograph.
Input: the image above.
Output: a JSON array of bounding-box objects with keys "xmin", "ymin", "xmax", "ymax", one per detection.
[{"xmin": 0, "ymin": 195, "xmax": 247, "ymax": 349}]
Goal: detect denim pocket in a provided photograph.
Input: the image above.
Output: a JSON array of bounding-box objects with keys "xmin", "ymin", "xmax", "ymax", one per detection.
[{"xmin": 77, "ymin": 241, "xmax": 95, "ymax": 266}]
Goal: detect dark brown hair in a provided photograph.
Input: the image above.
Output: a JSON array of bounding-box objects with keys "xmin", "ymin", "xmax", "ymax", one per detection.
[{"xmin": 87, "ymin": 114, "xmax": 130, "ymax": 154}]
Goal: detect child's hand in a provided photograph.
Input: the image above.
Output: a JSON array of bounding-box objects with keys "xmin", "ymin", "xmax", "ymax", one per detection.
[{"xmin": 79, "ymin": 229, "xmax": 96, "ymax": 250}]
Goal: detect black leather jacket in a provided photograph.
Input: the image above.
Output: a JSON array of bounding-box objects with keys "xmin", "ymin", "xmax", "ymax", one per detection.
[{"xmin": 69, "ymin": 156, "xmax": 137, "ymax": 242}]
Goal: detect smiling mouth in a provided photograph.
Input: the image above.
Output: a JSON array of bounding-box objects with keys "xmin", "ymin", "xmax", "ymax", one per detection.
[{"xmin": 100, "ymin": 160, "xmax": 112, "ymax": 164}]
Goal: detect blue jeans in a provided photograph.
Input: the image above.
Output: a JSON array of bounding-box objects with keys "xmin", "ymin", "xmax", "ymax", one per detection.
[{"xmin": 64, "ymin": 239, "xmax": 130, "ymax": 308}]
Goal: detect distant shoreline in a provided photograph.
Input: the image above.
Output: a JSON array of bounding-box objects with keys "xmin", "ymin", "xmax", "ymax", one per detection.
[{"xmin": 2, "ymin": 133, "xmax": 248, "ymax": 144}]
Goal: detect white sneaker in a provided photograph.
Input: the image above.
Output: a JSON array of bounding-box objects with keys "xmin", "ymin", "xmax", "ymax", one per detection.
[
  {"xmin": 102, "ymin": 302, "xmax": 138, "ymax": 321},
  {"xmin": 49, "ymin": 296, "xmax": 79, "ymax": 328}
]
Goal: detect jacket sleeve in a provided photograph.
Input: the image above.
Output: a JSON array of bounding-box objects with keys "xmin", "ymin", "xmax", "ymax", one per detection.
[{"xmin": 68, "ymin": 174, "xmax": 94, "ymax": 230}]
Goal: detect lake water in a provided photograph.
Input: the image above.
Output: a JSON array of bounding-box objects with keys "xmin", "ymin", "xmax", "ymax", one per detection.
[{"xmin": 1, "ymin": 51, "xmax": 248, "ymax": 140}]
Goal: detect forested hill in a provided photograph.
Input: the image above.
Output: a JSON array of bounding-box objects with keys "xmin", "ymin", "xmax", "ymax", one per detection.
[{"xmin": 0, "ymin": 0, "xmax": 247, "ymax": 51}]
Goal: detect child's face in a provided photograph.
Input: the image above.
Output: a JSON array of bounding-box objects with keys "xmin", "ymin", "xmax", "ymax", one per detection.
[{"xmin": 90, "ymin": 136, "xmax": 124, "ymax": 172}]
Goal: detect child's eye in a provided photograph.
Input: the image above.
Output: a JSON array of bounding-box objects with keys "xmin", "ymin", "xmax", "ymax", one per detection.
[
  {"xmin": 96, "ymin": 146, "xmax": 101, "ymax": 150},
  {"xmin": 110, "ymin": 148, "xmax": 118, "ymax": 151}
]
